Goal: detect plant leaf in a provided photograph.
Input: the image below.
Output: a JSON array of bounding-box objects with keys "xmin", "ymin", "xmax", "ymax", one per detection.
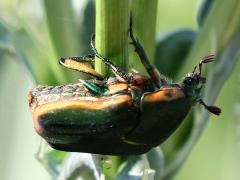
[
  {"xmin": 0, "ymin": 21, "xmax": 15, "ymax": 59},
  {"xmin": 116, "ymin": 155, "xmax": 153, "ymax": 180},
  {"xmin": 154, "ymin": 29, "xmax": 197, "ymax": 78},
  {"xmin": 197, "ymin": 0, "xmax": 215, "ymax": 27},
  {"xmin": 59, "ymin": 153, "xmax": 100, "ymax": 180}
]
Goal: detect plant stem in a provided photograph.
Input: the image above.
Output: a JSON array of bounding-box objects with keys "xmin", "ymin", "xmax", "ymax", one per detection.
[
  {"xmin": 130, "ymin": 0, "xmax": 158, "ymax": 73},
  {"xmin": 95, "ymin": 0, "xmax": 130, "ymax": 76},
  {"xmin": 94, "ymin": 1, "xmax": 130, "ymax": 179}
]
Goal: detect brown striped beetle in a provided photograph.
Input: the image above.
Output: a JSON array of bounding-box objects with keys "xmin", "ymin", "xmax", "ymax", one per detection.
[{"xmin": 28, "ymin": 19, "xmax": 221, "ymax": 155}]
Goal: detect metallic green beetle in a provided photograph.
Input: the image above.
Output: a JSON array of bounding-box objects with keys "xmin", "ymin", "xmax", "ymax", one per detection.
[{"xmin": 28, "ymin": 21, "xmax": 221, "ymax": 155}]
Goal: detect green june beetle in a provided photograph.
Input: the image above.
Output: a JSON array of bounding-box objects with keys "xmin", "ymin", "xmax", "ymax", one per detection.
[{"xmin": 28, "ymin": 22, "xmax": 221, "ymax": 155}]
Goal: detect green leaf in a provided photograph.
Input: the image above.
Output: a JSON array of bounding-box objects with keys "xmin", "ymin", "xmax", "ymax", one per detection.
[
  {"xmin": 146, "ymin": 148, "xmax": 165, "ymax": 180},
  {"xmin": 47, "ymin": 150, "xmax": 67, "ymax": 166},
  {"xmin": 43, "ymin": 0, "xmax": 80, "ymax": 57},
  {"xmin": 197, "ymin": 0, "xmax": 214, "ymax": 27},
  {"xmin": 163, "ymin": 0, "xmax": 240, "ymax": 178},
  {"xmin": 0, "ymin": 21, "xmax": 15, "ymax": 58},
  {"xmin": 164, "ymin": 31, "xmax": 240, "ymax": 179},
  {"xmin": 35, "ymin": 141, "xmax": 66, "ymax": 179},
  {"xmin": 177, "ymin": 0, "xmax": 240, "ymax": 79},
  {"xmin": 79, "ymin": 0, "xmax": 96, "ymax": 54},
  {"xmin": 116, "ymin": 155, "xmax": 152, "ymax": 180},
  {"xmin": 59, "ymin": 153, "xmax": 100, "ymax": 180},
  {"xmin": 12, "ymin": 28, "xmax": 60, "ymax": 84},
  {"xmin": 154, "ymin": 29, "xmax": 197, "ymax": 78}
]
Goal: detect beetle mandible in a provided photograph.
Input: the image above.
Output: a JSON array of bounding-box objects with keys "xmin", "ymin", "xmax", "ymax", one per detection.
[{"xmin": 28, "ymin": 18, "xmax": 221, "ymax": 155}]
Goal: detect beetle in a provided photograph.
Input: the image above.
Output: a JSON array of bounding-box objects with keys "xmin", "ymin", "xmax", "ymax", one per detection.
[{"xmin": 28, "ymin": 20, "xmax": 221, "ymax": 155}]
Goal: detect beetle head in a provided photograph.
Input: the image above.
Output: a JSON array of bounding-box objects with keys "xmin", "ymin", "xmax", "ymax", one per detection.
[
  {"xmin": 183, "ymin": 72, "xmax": 203, "ymax": 88},
  {"xmin": 183, "ymin": 54, "xmax": 215, "ymax": 88},
  {"xmin": 183, "ymin": 55, "xmax": 221, "ymax": 115}
]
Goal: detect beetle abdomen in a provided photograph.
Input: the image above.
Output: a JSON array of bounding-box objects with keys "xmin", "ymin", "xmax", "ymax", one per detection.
[{"xmin": 31, "ymin": 92, "xmax": 142, "ymax": 153}]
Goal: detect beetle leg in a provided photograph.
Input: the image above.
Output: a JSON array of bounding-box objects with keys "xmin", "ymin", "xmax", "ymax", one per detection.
[
  {"xmin": 90, "ymin": 34, "xmax": 134, "ymax": 83},
  {"xmin": 129, "ymin": 15, "xmax": 167, "ymax": 88},
  {"xmin": 79, "ymin": 79, "xmax": 108, "ymax": 95},
  {"xmin": 59, "ymin": 55, "xmax": 104, "ymax": 80}
]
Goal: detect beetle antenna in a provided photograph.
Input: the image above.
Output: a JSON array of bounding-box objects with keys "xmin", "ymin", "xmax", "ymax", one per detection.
[
  {"xmin": 199, "ymin": 99, "xmax": 221, "ymax": 115},
  {"xmin": 193, "ymin": 55, "xmax": 215, "ymax": 76}
]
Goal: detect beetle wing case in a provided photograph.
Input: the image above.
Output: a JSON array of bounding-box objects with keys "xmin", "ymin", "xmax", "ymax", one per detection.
[{"xmin": 30, "ymin": 89, "xmax": 152, "ymax": 155}]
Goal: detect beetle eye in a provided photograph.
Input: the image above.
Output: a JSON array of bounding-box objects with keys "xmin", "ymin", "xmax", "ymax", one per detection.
[{"xmin": 184, "ymin": 77, "xmax": 194, "ymax": 85}]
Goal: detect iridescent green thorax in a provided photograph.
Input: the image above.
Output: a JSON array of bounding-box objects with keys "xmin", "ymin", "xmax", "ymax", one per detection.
[{"xmin": 182, "ymin": 84, "xmax": 202, "ymax": 105}]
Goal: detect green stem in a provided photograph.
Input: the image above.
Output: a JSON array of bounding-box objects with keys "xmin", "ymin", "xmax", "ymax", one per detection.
[
  {"xmin": 130, "ymin": 0, "xmax": 158, "ymax": 73},
  {"xmin": 95, "ymin": 0, "xmax": 130, "ymax": 76},
  {"xmin": 94, "ymin": 1, "xmax": 130, "ymax": 179}
]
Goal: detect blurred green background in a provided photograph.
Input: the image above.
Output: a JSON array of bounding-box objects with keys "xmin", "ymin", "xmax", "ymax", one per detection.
[{"xmin": 0, "ymin": 0, "xmax": 240, "ymax": 179}]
